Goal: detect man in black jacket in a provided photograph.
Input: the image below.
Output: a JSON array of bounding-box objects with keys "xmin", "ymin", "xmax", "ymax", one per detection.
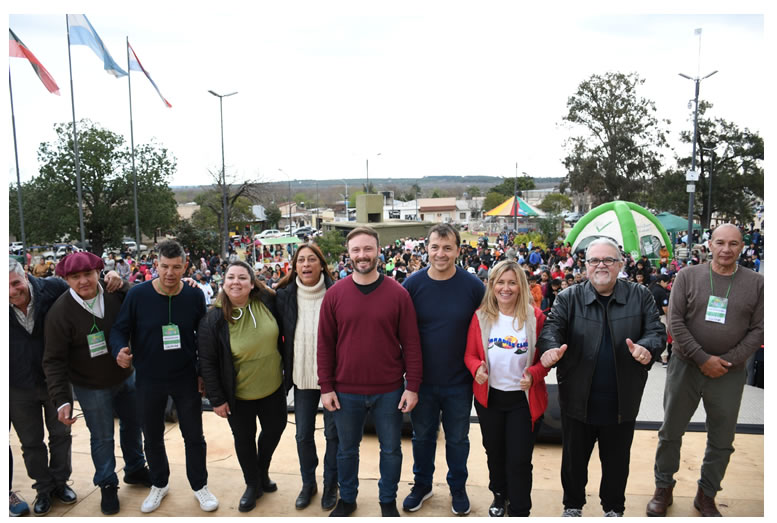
[
  {"xmin": 9, "ymin": 258, "xmax": 122, "ymax": 516},
  {"xmin": 537, "ymin": 238, "xmax": 665, "ymax": 517}
]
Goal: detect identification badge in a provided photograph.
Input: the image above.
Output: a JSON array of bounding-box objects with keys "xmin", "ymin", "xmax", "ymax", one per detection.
[
  {"xmin": 162, "ymin": 324, "xmax": 182, "ymax": 350},
  {"xmin": 86, "ymin": 331, "xmax": 108, "ymax": 358},
  {"xmin": 705, "ymin": 296, "xmax": 728, "ymax": 324}
]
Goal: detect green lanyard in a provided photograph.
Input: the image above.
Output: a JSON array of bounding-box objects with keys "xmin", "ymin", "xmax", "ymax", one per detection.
[
  {"xmin": 83, "ymin": 296, "xmax": 100, "ymax": 334},
  {"xmin": 709, "ymin": 263, "xmax": 737, "ymax": 299}
]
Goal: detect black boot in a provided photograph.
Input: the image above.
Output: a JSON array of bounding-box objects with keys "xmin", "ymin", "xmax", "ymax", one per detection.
[
  {"xmin": 321, "ymin": 483, "xmax": 338, "ymax": 510},
  {"xmin": 296, "ymin": 483, "xmax": 317, "ymax": 509},
  {"xmin": 261, "ymin": 469, "xmax": 278, "ymax": 493},
  {"xmin": 239, "ymin": 484, "xmax": 261, "ymax": 513},
  {"xmin": 329, "ymin": 499, "xmax": 357, "ymax": 517}
]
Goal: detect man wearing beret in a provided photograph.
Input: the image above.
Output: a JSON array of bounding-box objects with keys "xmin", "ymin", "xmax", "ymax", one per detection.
[
  {"xmin": 42, "ymin": 252, "xmax": 151, "ymax": 515},
  {"xmin": 9, "ymin": 258, "xmax": 123, "ymax": 516}
]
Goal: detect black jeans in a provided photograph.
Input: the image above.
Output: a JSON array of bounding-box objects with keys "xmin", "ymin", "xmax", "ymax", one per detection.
[
  {"xmin": 474, "ymin": 389, "xmax": 539, "ymax": 517},
  {"xmin": 227, "ymin": 386, "xmax": 288, "ymax": 486},
  {"xmin": 136, "ymin": 374, "xmax": 207, "ymax": 490},
  {"xmin": 9, "ymin": 384, "xmax": 72, "ymax": 494},
  {"xmin": 561, "ymin": 414, "xmax": 636, "ymax": 513}
]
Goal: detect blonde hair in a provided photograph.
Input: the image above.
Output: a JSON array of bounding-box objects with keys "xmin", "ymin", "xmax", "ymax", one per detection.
[{"xmin": 481, "ymin": 260, "xmax": 532, "ymax": 330}]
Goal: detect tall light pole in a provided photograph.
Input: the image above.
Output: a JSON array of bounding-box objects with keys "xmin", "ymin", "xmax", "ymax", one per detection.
[
  {"xmin": 278, "ymin": 168, "xmax": 293, "ymax": 232},
  {"xmin": 208, "ymin": 89, "xmax": 238, "ymax": 258},
  {"xmin": 366, "ymin": 152, "xmax": 381, "ymax": 193},
  {"xmin": 702, "ymin": 147, "xmax": 716, "ymax": 229},
  {"xmin": 679, "ymin": 28, "xmax": 717, "ymax": 246}
]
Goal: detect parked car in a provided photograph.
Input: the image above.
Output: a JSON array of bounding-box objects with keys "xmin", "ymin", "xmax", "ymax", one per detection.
[
  {"xmin": 55, "ymin": 244, "xmax": 82, "ymax": 259},
  {"xmin": 9, "ymin": 242, "xmax": 24, "ymax": 254},
  {"xmin": 254, "ymin": 229, "xmax": 283, "ymax": 239},
  {"xmin": 563, "ymin": 210, "xmax": 583, "ymax": 223},
  {"xmin": 122, "ymin": 238, "xmax": 147, "ymax": 254},
  {"xmin": 293, "ymin": 226, "xmax": 316, "ymax": 239}
]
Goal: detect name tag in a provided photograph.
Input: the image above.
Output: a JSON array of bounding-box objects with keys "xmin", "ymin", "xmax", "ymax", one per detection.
[
  {"xmin": 162, "ymin": 324, "xmax": 182, "ymax": 350},
  {"xmin": 86, "ymin": 331, "xmax": 108, "ymax": 358},
  {"xmin": 705, "ymin": 296, "xmax": 728, "ymax": 324}
]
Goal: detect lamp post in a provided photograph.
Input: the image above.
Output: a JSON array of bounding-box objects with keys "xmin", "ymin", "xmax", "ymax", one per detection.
[
  {"xmin": 278, "ymin": 168, "xmax": 293, "ymax": 232},
  {"xmin": 679, "ymin": 28, "xmax": 717, "ymax": 246},
  {"xmin": 366, "ymin": 153, "xmax": 381, "ymax": 193},
  {"xmin": 208, "ymin": 89, "xmax": 238, "ymax": 258},
  {"xmin": 702, "ymin": 147, "xmax": 716, "ymax": 228}
]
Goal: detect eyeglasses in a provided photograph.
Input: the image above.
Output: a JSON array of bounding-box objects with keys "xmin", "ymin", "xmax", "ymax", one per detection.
[{"xmin": 586, "ymin": 257, "xmax": 619, "ymax": 267}]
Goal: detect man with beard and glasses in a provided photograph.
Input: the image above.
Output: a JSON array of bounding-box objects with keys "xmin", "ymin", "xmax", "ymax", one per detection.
[
  {"xmin": 537, "ymin": 237, "xmax": 665, "ymax": 517},
  {"xmin": 317, "ymin": 226, "xmax": 423, "ymax": 517}
]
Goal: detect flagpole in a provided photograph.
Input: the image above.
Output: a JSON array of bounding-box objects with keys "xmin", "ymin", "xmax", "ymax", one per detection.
[
  {"xmin": 9, "ymin": 70, "xmax": 28, "ymax": 261},
  {"xmin": 127, "ymin": 37, "xmax": 141, "ymax": 256},
  {"xmin": 66, "ymin": 16, "xmax": 87, "ymax": 249}
]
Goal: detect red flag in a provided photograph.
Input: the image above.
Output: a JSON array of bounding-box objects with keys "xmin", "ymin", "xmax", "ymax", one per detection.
[{"xmin": 9, "ymin": 28, "xmax": 60, "ymax": 95}]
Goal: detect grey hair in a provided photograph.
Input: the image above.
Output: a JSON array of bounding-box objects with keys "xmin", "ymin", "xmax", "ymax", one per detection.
[
  {"xmin": 585, "ymin": 237, "xmax": 622, "ymax": 260},
  {"xmin": 9, "ymin": 258, "xmax": 27, "ymax": 276}
]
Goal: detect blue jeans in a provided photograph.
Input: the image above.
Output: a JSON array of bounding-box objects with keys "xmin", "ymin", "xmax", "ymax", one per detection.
[
  {"xmin": 294, "ymin": 387, "xmax": 338, "ymax": 486},
  {"xmin": 334, "ymin": 387, "xmax": 404, "ymax": 504},
  {"xmin": 410, "ymin": 382, "xmax": 472, "ymax": 491},
  {"xmin": 73, "ymin": 372, "xmax": 146, "ymax": 487}
]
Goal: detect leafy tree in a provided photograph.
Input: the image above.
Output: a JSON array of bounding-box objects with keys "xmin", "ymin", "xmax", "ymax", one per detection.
[
  {"xmin": 197, "ymin": 169, "xmax": 264, "ymax": 254},
  {"xmin": 561, "ymin": 72, "xmax": 668, "ymax": 206},
  {"xmin": 649, "ymin": 102, "xmax": 763, "ymax": 228},
  {"xmin": 538, "ymin": 193, "xmax": 573, "ymax": 215},
  {"xmin": 173, "ymin": 219, "xmax": 219, "ymax": 254},
  {"xmin": 483, "ymin": 191, "xmax": 506, "ymax": 213},
  {"xmin": 349, "ymin": 190, "xmax": 365, "ymax": 208},
  {"xmin": 315, "ymin": 229, "xmax": 347, "ymax": 265},
  {"xmin": 293, "ymin": 192, "xmax": 309, "ymax": 206},
  {"xmin": 191, "ymin": 191, "xmax": 255, "ymax": 235},
  {"xmin": 536, "ymin": 216, "xmax": 565, "ymax": 247},
  {"xmin": 265, "ymin": 204, "xmax": 282, "ymax": 228},
  {"xmin": 490, "ymin": 176, "xmax": 535, "ymax": 197},
  {"xmin": 8, "ymin": 119, "xmax": 178, "ymax": 255},
  {"xmin": 431, "ymin": 190, "xmax": 442, "ymax": 198},
  {"xmin": 362, "ymin": 182, "xmax": 375, "ymax": 194},
  {"xmin": 466, "ymin": 185, "xmax": 481, "ymax": 197}
]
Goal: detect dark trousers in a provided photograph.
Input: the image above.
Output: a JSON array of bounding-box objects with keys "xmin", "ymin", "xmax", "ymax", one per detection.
[
  {"xmin": 136, "ymin": 374, "xmax": 207, "ymax": 490},
  {"xmin": 9, "ymin": 384, "xmax": 72, "ymax": 494},
  {"xmin": 561, "ymin": 414, "xmax": 635, "ymax": 513},
  {"xmin": 294, "ymin": 387, "xmax": 337, "ymax": 486},
  {"xmin": 227, "ymin": 386, "xmax": 288, "ymax": 486},
  {"xmin": 474, "ymin": 389, "xmax": 539, "ymax": 517}
]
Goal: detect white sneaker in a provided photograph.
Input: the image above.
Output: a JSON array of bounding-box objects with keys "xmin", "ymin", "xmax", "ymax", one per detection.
[
  {"xmin": 194, "ymin": 485, "xmax": 219, "ymax": 512},
  {"xmin": 141, "ymin": 485, "xmax": 169, "ymax": 513}
]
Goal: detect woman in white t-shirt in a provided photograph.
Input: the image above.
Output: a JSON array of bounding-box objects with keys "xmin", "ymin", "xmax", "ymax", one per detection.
[{"xmin": 464, "ymin": 260, "xmax": 549, "ymax": 517}]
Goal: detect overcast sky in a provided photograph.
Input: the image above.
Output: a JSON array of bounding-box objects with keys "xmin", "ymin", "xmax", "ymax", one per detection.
[{"xmin": 6, "ymin": 2, "xmax": 768, "ymax": 190}]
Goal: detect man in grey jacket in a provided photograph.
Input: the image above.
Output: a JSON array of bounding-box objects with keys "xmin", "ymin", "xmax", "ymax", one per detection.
[{"xmin": 537, "ymin": 237, "xmax": 665, "ymax": 517}]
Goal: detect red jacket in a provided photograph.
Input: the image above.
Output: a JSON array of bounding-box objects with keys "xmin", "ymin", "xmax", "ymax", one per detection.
[{"xmin": 464, "ymin": 306, "xmax": 548, "ymax": 429}]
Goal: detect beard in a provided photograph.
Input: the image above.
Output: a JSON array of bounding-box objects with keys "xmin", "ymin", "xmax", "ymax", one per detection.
[{"xmin": 352, "ymin": 256, "xmax": 378, "ymax": 274}]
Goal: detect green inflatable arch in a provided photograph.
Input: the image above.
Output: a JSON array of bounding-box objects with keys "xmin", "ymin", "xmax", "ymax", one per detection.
[{"xmin": 564, "ymin": 201, "xmax": 673, "ymax": 266}]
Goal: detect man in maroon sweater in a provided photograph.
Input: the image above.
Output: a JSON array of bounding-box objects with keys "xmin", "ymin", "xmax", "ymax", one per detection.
[{"xmin": 318, "ymin": 226, "xmax": 423, "ymax": 517}]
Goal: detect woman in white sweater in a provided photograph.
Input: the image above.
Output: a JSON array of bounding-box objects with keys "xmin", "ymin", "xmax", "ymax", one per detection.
[{"xmin": 275, "ymin": 243, "xmax": 338, "ymax": 511}]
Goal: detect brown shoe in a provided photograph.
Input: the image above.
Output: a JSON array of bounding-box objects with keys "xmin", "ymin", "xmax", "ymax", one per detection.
[
  {"xmin": 693, "ymin": 486, "xmax": 722, "ymax": 517},
  {"xmin": 646, "ymin": 486, "xmax": 673, "ymax": 517}
]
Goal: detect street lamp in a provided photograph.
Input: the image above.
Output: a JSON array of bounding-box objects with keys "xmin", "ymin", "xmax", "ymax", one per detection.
[
  {"xmin": 208, "ymin": 89, "xmax": 238, "ymax": 258},
  {"xmin": 278, "ymin": 168, "xmax": 293, "ymax": 233},
  {"xmin": 366, "ymin": 153, "xmax": 381, "ymax": 193},
  {"xmin": 679, "ymin": 29, "xmax": 717, "ymax": 245},
  {"xmin": 702, "ymin": 146, "xmax": 716, "ymax": 228}
]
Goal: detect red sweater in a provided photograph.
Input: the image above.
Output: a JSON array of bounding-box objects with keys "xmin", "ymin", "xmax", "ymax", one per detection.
[{"xmin": 317, "ymin": 275, "xmax": 423, "ymax": 395}]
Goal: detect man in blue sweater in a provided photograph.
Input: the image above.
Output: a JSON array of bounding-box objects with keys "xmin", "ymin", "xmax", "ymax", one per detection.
[
  {"xmin": 401, "ymin": 224, "xmax": 485, "ymax": 515},
  {"xmin": 110, "ymin": 240, "xmax": 217, "ymax": 514}
]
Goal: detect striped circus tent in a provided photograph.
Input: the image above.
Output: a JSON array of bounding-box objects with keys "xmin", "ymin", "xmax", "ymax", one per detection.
[{"xmin": 484, "ymin": 196, "xmax": 541, "ymax": 217}]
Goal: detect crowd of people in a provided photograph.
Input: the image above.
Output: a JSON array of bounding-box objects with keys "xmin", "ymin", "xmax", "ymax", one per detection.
[{"xmin": 8, "ymin": 221, "xmax": 762, "ymax": 517}]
